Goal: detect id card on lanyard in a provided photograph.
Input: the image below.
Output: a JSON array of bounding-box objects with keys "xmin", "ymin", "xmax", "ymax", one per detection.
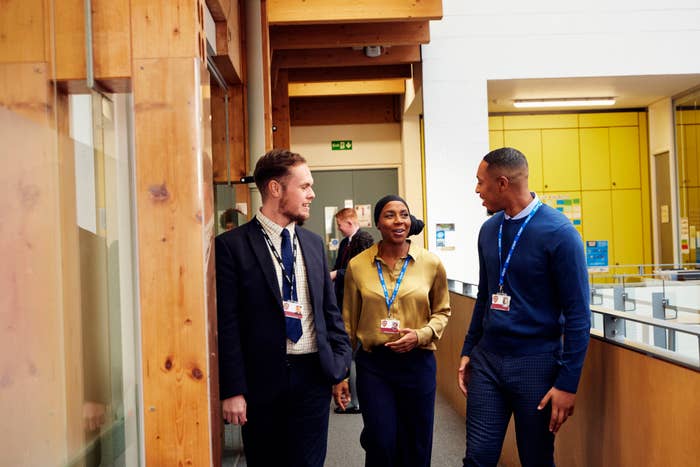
[
  {"xmin": 493, "ymin": 201, "xmax": 542, "ymax": 312},
  {"xmin": 376, "ymin": 257, "xmax": 410, "ymax": 333}
]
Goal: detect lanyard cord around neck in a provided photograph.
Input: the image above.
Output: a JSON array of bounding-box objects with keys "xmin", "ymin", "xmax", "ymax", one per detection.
[
  {"xmin": 256, "ymin": 219, "xmax": 298, "ymax": 300},
  {"xmin": 497, "ymin": 201, "xmax": 542, "ymax": 293},
  {"xmin": 376, "ymin": 257, "xmax": 410, "ymax": 318}
]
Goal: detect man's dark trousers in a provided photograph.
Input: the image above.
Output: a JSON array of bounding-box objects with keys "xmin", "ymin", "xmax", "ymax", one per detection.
[{"xmin": 463, "ymin": 346, "xmax": 559, "ymax": 467}]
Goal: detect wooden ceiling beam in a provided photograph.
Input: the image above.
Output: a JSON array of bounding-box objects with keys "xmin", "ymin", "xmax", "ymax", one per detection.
[
  {"xmin": 274, "ymin": 45, "xmax": 420, "ymax": 69},
  {"xmin": 289, "ymin": 79, "xmax": 405, "ymax": 97},
  {"xmin": 270, "ymin": 21, "xmax": 429, "ymax": 50},
  {"xmin": 287, "ymin": 64, "xmax": 412, "ymax": 83},
  {"xmin": 268, "ymin": 0, "xmax": 442, "ymax": 25}
]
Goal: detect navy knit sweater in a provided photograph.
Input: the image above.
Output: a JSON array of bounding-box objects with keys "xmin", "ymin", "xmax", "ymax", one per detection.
[{"xmin": 462, "ymin": 204, "xmax": 591, "ymax": 393}]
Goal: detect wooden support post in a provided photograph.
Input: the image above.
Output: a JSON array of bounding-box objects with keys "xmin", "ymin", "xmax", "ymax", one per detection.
[{"xmin": 131, "ymin": 0, "xmax": 216, "ymax": 464}]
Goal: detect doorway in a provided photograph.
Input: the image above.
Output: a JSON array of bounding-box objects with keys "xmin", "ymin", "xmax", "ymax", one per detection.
[{"xmin": 306, "ymin": 168, "xmax": 399, "ymax": 264}]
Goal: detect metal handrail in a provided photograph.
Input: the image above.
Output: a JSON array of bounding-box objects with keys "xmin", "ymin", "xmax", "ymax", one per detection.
[{"xmin": 447, "ymin": 279, "xmax": 700, "ymax": 370}]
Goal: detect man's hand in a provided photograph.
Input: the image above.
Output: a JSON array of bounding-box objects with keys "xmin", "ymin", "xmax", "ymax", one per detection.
[
  {"xmin": 538, "ymin": 387, "xmax": 576, "ymax": 434},
  {"xmin": 222, "ymin": 395, "xmax": 247, "ymax": 425},
  {"xmin": 457, "ymin": 356, "xmax": 471, "ymax": 396},
  {"xmin": 83, "ymin": 401, "xmax": 106, "ymax": 432},
  {"xmin": 333, "ymin": 380, "xmax": 350, "ymax": 410},
  {"xmin": 330, "ymin": 270, "xmax": 337, "ymax": 281},
  {"xmin": 385, "ymin": 328, "xmax": 418, "ymax": 353}
]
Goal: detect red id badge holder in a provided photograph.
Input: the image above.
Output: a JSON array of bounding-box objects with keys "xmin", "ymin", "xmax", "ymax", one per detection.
[
  {"xmin": 283, "ymin": 300, "xmax": 303, "ymax": 320},
  {"xmin": 491, "ymin": 293, "xmax": 511, "ymax": 311},
  {"xmin": 380, "ymin": 318, "xmax": 400, "ymax": 334}
]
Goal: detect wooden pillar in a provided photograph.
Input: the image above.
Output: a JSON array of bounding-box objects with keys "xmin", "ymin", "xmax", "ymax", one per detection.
[
  {"xmin": 130, "ymin": 0, "xmax": 216, "ymax": 464},
  {"xmin": 272, "ymin": 68, "xmax": 290, "ymax": 149}
]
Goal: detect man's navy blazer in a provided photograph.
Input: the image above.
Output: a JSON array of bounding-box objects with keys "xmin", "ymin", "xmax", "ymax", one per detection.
[{"xmin": 216, "ymin": 219, "xmax": 352, "ymax": 403}]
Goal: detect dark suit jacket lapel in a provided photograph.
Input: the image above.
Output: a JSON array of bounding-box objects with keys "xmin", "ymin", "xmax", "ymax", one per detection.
[
  {"xmin": 246, "ymin": 223, "xmax": 283, "ymax": 305},
  {"xmin": 296, "ymin": 229, "xmax": 319, "ymax": 306}
]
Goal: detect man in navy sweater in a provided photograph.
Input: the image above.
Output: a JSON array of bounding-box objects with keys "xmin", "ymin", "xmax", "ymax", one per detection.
[{"xmin": 459, "ymin": 147, "xmax": 590, "ymax": 467}]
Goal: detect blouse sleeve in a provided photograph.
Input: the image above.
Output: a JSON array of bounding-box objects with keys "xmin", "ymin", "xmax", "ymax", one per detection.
[{"xmin": 416, "ymin": 259, "xmax": 451, "ymax": 346}]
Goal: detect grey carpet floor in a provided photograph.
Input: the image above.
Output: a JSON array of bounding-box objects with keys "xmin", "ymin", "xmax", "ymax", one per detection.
[{"xmin": 224, "ymin": 391, "xmax": 467, "ymax": 466}]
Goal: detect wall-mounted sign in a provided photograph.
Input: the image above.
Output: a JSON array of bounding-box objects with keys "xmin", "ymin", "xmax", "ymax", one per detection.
[
  {"xmin": 436, "ymin": 223, "xmax": 456, "ymax": 250},
  {"xmin": 586, "ymin": 240, "xmax": 609, "ymax": 272},
  {"xmin": 331, "ymin": 140, "xmax": 353, "ymax": 151}
]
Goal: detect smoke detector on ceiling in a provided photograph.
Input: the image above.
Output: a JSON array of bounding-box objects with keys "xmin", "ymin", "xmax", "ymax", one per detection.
[{"xmin": 364, "ymin": 46, "xmax": 382, "ymax": 58}]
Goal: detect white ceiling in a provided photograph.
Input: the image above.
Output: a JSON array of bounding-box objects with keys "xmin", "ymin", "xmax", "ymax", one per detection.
[{"xmin": 487, "ymin": 74, "xmax": 700, "ymax": 113}]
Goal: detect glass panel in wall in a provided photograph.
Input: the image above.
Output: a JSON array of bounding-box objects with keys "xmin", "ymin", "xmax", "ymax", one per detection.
[
  {"xmin": 675, "ymin": 89, "xmax": 700, "ymax": 266},
  {"xmin": 68, "ymin": 92, "xmax": 140, "ymax": 466}
]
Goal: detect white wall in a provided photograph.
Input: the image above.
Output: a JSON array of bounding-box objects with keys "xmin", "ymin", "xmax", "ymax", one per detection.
[{"xmin": 422, "ymin": 0, "xmax": 700, "ymax": 283}]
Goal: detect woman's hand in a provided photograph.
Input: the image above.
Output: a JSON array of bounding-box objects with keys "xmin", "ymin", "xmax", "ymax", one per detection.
[
  {"xmin": 385, "ymin": 328, "xmax": 419, "ymax": 353},
  {"xmin": 333, "ymin": 380, "xmax": 351, "ymax": 410}
]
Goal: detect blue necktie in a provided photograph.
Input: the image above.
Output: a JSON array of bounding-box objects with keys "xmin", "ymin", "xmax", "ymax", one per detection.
[{"xmin": 281, "ymin": 229, "xmax": 303, "ymax": 342}]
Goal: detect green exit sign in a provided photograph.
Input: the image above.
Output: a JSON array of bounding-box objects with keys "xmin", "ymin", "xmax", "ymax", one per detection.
[{"xmin": 331, "ymin": 140, "xmax": 353, "ymax": 151}]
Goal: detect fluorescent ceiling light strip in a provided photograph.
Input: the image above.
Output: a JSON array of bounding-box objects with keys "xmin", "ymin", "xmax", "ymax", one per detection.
[{"xmin": 513, "ymin": 98, "xmax": 616, "ymax": 108}]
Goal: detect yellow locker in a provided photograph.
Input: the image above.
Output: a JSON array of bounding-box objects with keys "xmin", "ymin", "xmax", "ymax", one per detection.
[
  {"xmin": 611, "ymin": 189, "xmax": 644, "ymax": 266},
  {"xmin": 489, "ymin": 130, "xmax": 504, "ymax": 151},
  {"xmin": 579, "ymin": 128, "xmax": 610, "ymax": 190},
  {"xmin": 609, "ymin": 126, "xmax": 641, "ymax": 189},
  {"xmin": 680, "ymin": 124, "xmax": 699, "ymax": 187},
  {"xmin": 504, "ymin": 129, "xmax": 543, "ymax": 193},
  {"xmin": 580, "ymin": 190, "xmax": 614, "ymax": 265},
  {"xmin": 542, "ymin": 129, "xmax": 580, "ymax": 192}
]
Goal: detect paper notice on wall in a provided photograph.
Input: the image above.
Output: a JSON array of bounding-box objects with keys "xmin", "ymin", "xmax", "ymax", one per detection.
[
  {"xmin": 586, "ymin": 240, "xmax": 609, "ymax": 273},
  {"xmin": 355, "ymin": 204, "xmax": 372, "ymax": 227},
  {"xmin": 541, "ymin": 194, "xmax": 581, "ymax": 226},
  {"xmin": 660, "ymin": 205, "xmax": 670, "ymax": 224},
  {"xmin": 344, "ymin": 199, "xmax": 354, "ymax": 208},
  {"xmin": 680, "ymin": 217, "xmax": 689, "ymax": 253},
  {"xmin": 436, "ymin": 223, "xmax": 456, "ymax": 250},
  {"xmin": 325, "ymin": 206, "xmax": 337, "ymax": 235}
]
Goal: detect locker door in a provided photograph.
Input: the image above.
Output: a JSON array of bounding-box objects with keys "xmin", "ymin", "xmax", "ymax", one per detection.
[
  {"xmin": 610, "ymin": 126, "xmax": 641, "ymax": 189},
  {"xmin": 542, "ymin": 128, "xmax": 580, "ymax": 192},
  {"xmin": 504, "ymin": 129, "xmax": 543, "ymax": 193},
  {"xmin": 580, "ymin": 128, "xmax": 610, "ymax": 190},
  {"xmin": 611, "ymin": 189, "xmax": 644, "ymax": 268}
]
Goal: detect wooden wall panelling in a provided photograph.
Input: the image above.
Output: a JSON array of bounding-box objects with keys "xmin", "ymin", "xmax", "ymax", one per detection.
[
  {"xmin": 269, "ymin": 21, "xmax": 430, "ymax": 49},
  {"xmin": 439, "ymin": 293, "xmax": 700, "ymax": 467},
  {"xmin": 288, "ymin": 79, "xmax": 405, "ymax": 97},
  {"xmin": 131, "ymin": 0, "xmax": 202, "ymax": 60},
  {"xmin": 0, "ymin": 0, "xmax": 46, "ymax": 63},
  {"xmin": 290, "ymin": 95, "xmax": 401, "ymax": 126},
  {"xmin": 435, "ymin": 293, "xmax": 472, "ymax": 418},
  {"xmin": 275, "ymin": 45, "xmax": 421, "ymax": 69},
  {"xmin": 272, "ymin": 69, "xmax": 290, "ymax": 149},
  {"xmin": 261, "ymin": 0, "xmax": 273, "ymax": 151},
  {"xmin": 212, "ymin": 84, "xmax": 248, "ymax": 183},
  {"xmin": 288, "ymin": 64, "xmax": 412, "ymax": 83},
  {"xmin": 132, "ymin": 56, "xmax": 213, "ymax": 467},
  {"xmin": 267, "ymin": 0, "xmax": 443, "ymax": 25},
  {"xmin": 213, "ymin": 0, "xmax": 243, "ymax": 84},
  {"xmin": 0, "ymin": 62, "xmax": 75, "ymax": 465},
  {"xmin": 53, "ymin": 0, "xmax": 131, "ymax": 89}
]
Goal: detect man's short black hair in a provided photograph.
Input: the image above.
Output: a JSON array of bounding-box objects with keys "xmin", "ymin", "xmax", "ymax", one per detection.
[
  {"xmin": 483, "ymin": 147, "xmax": 529, "ymax": 172},
  {"xmin": 253, "ymin": 149, "xmax": 306, "ymax": 198}
]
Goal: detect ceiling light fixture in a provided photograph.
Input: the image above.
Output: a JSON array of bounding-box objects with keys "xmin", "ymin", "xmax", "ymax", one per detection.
[
  {"xmin": 364, "ymin": 45, "xmax": 382, "ymax": 58},
  {"xmin": 513, "ymin": 97, "xmax": 616, "ymax": 108}
]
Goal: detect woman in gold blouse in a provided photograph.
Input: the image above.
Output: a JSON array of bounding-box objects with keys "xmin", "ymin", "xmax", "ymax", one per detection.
[{"xmin": 333, "ymin": 195, "xmax": 451, "ymax": 467}]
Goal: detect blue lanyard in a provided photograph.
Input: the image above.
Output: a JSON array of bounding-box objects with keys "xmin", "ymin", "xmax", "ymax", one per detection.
[
  {"xmin": 256, "ymin": 220, "xmax": 298, "ymax": 300},
  {"xmin": 497, "ymin": 201, "xmax": 542, "ymax": 292},
  {"xmin": 376, "ymin": 257, "xmax": 410, "ymax": 317}
]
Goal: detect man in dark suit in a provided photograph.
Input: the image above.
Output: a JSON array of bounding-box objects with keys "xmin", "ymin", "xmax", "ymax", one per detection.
[
  {"xmin": 330, "ymin": 207, "xmax": 375, "ymax": 308},
  {"xmin": 216, "ymin": 149, "xmax": 352, "ymax": 467},
  {"xmin": 329, "ymin": 208, "xmax": 374, "ymax": 414}
]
